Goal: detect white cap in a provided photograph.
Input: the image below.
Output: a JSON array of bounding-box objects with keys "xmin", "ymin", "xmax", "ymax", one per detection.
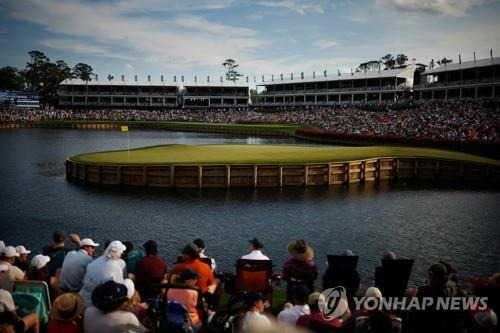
[
  {"xmin": 104, "ymin": 241, "xmax": 126, "ymax": 259},
  {"xmin": 123, "ymin": 278, "xmax": 135, "ymax": 299},
  {"xmin": 16, "ymin": 246, "xmax": 31, "ymax": 255},
  {"xmin": 80, "ymin": 238, "xmax": 99, "ymax": 247},
  {"xmin": 365, "ymin": 287, "xmax": 383, "ymax": 299},
  {"xmin": 0, "ymin": 289, "xmax": 15, "ymax": 312},
  {"xmin": 0, "ymin": 241, "xmax": 5, "ymax": 250},
  {"xmin": 0, "ymin": 246, "xmax": 19, "ymax": 258},
  {"xmin": 0, "ymin": 263, "xmax": 9, "ymax": 272},
  {"xmin": 31, "ymin": 255, "xmax": 51, "ymax": 269}
]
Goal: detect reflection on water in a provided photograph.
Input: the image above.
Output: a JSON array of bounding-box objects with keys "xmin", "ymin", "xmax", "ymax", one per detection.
[{"xmin": 0, "ymin": 129, "xmax": 499, "ymax": 288}]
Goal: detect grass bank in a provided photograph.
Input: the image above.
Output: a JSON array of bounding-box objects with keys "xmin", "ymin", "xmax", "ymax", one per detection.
[{"xmin": 70, "ymin": 144, "xmax": 500, "ymax": 166}]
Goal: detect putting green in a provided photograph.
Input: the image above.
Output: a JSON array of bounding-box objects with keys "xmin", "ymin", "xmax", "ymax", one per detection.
[{"xmin": 70, "ymin": 144, "xmax": 500, "ymax": 166}]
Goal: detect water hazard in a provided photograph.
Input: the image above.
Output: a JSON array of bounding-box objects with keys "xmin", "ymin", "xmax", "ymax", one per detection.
[{"xmin": 0, "ymin": 129, "xmax": 499, "ymax": 287}]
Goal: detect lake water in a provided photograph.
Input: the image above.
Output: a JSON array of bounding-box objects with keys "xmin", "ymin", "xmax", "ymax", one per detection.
[{"xmin": 0, "ymin": 129, "xmax": 499, "ymax": 288}]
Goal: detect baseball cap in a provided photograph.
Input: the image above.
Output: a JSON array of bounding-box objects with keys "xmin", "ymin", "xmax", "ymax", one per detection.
[
  {"xmin": 0, "ymin": 241, "xmax": 5, "ymax": 250},
  {"xmin": 15, "ymin": 246, "xmax": 31, "ymax": 255},
  {"xmin": 179, "ymin": 268, "xmax": 200, "ymax": 281},
  {"xmin": 182, "ymin": 243, "xmax": 200, "ymax": 259},
  {"xmin": 31, "ymin": 255, "xmax": 51, "ymax": 270},
  {"xmin": 0, "ymin": 246, "xmax": 19, "ymax": 258},
  {"xmin": 142, "ymin": 240, "xmax": 158, "ymax": 252},
  {"xmin": 80, "ymin": 238, "xmax": 99, "ymax": 247},
  {"xmin": 193, "ymin": 238, "xmax": 205, "ymax": 250},
  {"xmin": 123, "ymin": 279, "xmax": 135, "ymax": 299}
]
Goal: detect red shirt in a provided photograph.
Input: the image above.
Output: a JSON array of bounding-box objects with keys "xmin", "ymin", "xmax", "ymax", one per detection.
[
  {"xmin": 172, "ymin": 259, "xmax": 215, "ymax": 294},
  {"xmin": 47, "ymin": 320, "xmax": 80, "ymax": 333},
  {"xmin": 135, "ymin": 255, "xmax": 168, "ymax": 295},
  {"xmin": 296, "ymin": 309, "xmax": 342, "ymax": 329}
]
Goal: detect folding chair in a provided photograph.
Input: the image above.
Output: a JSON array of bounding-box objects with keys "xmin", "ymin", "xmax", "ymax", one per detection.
[
  {"xmin": 378, "ymin": 259, "xmax": 414, "ymax": 297},
  {"xmin": 232, "ymin": 259, "xmax": 273, "ymax": 306},
  {"xmin": 323, "ymin": 255, "xmax": 360, "ymax": 308},
  {"xmin": 13, "ymin": 280, "xmax": 51, "ymax": 324}
]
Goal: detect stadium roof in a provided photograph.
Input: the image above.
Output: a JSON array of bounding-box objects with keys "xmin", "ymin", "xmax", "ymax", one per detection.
[
  {"xmin": 421, "ymin": 57, "xmax": 500, "ymax": 75},
  {"xmin": 60, "ymin": 79, "xmax": 178, "ymax": 86},
  {"xmin": 257, "ymin": 67, "xmax": 414, "ymax": 86}
]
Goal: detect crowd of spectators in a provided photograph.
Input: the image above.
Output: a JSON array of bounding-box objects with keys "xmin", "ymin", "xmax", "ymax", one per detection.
[
  {"xmin": 0, "ymin": 232, "xmax": 498, "ymax": 333},
  {"xmin": 1, "ymin": 100, "xmax": 499, "ymax": 142}
]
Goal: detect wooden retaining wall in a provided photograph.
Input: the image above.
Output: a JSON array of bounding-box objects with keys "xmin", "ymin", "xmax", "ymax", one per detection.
[{"xmin": 66, "ymin": 157, "xmax": 500, "ymax": 188}]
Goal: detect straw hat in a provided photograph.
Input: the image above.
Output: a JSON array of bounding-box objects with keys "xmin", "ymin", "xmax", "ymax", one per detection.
[
  {"xmin": 50, "ymin": 293, "xmax": 84, "ymax": 321},
  {"xmin": 287, "ymin": 240, "xmax": 314, "ymax": 261}
]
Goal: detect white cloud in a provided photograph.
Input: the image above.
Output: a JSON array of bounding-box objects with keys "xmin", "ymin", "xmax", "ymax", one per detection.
[
  {"xmin": 246, "ymin": 14, "xmax": 264, "ymax": 20},
  {"xmin": 40, "ymin": 39, "xmax": 133, "ymax": 60},
  {"xmin": 112, "ymin": 0, "xmax": 236, "ymax": 13},
  {"xmin": 257, "ymin": 0, "xmax": 325, "ymax": 15},
  {"xmin": 378, "ymin": 0, "xmax": 484, "ymax": 17},
  {"xmin": 3, "ymin": 0, "xmax": 268, "ymax": 71},
  {"xmin": 125, "ymin": 63, "xmax": 134, "ymax": 70},
  {"xmin": 315, "ymin": 40, "xmax": 338, "ymax": 49}
]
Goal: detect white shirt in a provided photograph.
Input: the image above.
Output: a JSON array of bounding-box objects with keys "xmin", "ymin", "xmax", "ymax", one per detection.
[
  {"xmin": 84, "ymin": 307, "xmax": 145, "ymax": 333},
  {"xmin": 199, "ymin": 251, "xmax": 217, "ymax": 272},
  {"xmin": 59, "ymin": 249, "xmax": 93, "ymax": 291},
  {"xmin": 0, "ymin": 260, "xmax": 25, "ymax": 281},
  {"xmin": 241, "ymin": 250, "xmax": 270, "ymax": 261},
  {"xmin": 241, "ymin": 311, "xmax": 272, "ymax": 332},
  {"xmin": 79, "ymin": 255, "xmax": 124, "ymax": 307},
  {"xmin": 277, "ymin": 304, "xmax": 310, "ymax": 326}
]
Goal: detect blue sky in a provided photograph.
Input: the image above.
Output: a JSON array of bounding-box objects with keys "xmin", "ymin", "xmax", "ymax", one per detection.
[{"xmin": 1, "ymin": 0, "xmax": 499, "ymax": 84}]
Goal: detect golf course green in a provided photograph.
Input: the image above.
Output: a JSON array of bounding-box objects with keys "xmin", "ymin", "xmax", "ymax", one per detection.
[{"xmin": 70, "ymin": 144, "xmax": 500, "ymax": 166}]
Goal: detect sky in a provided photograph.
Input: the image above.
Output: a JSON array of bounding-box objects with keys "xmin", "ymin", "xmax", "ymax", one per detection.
[{"xmin": 1, "ymin": 0, "xmax": 500, "ymax": 85}]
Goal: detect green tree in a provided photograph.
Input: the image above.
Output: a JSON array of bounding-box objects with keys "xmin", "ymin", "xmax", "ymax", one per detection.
[
  {"xmin": 56, "ymin": 60, "xmax": 72, "ymax": 81},
  {"xmin": 72, "ymin": 63, "xmax": 94, "ymax": 81},
  {"xmin": 25, "ymin": 50, "xmax": 50, "ymax": 90},
  {"xmin": 381, "ymin": 54, "xmax": 395, "ymax": 70},
  {"xmin": 0, "ymin": 66, "xmax": 26, "ymax": 90},
  {"xmin": 396, "ymin": 54, "xmax": 408, "ymax": 68}
]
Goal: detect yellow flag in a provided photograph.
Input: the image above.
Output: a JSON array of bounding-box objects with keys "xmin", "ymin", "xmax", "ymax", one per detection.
[{"xmin": 121, "ymin": 126, "xmax": 129, "ymax": 132}]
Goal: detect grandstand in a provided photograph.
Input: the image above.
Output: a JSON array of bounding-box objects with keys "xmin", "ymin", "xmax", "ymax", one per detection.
[
  {"xmin": 58, "ymin": 79, "xmax": 178, "ymax": 108},
  {"xmin": 254, "ymin": 67, "xmax": 414, "ymax": 107},
  {"xmin": 182, "ymin": 81, "xmax": 249, "ymax": 108},
  {"xmin": 414, "ymin": 57, "xmax": 500, "ymax": 100}
]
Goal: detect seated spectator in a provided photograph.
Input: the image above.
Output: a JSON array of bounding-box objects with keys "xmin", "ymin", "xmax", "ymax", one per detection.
[
  {"xmin": 42, "ymin": 231, "xmax": 79, "ymax": 278},
  {"xmin": 48, "ymin": 292, "xmax": 85, "ymax": 333},
  {"xmin": 134, "ymin": 240, "xmax": 167, "ymax": 298},
  {"xmin": 415, "ymin": 263, "xmax": 463, "ymax": 332},
  {"xmin": 13, "ymin": 246, "xmax": 31, "ymax": 274},
  {"xmin": 468, "ymin": 306, "xmax": 497, "ymax": 333},
  {"xmin": 241, "ymin": 238, "xmax": 270, "ymax": 260},
  {"xmin": 167, "ymin": 269, "xmax": 202, "ymax": 329},
  {"xmin": 277, "ymin": 284, "xmax": 310, "ymax": 326},
  {"xmin": 354, "ymin": 310, "xmax": 402, "ymax": 333},
  {"xmin": 84, "ymin": 280, "xmax": 145, "ymax": 333},
  {"xmin": 240, "ymin": 292, "xmax": 272, "ymax": 333},
  {"xmin": 0, "ymin": 264, "xmax": 12, "ymax": 292},
  {"xmin": 122, "ymin": 242, "xmax": 143, "ymax": 276},
  {"xmin": 0, "ymin": 247, "xmax": 24, "ymax": 282},
  {"xmin": 296, "ymin": 292, "xmax": 344, "ymax": 329},
  {"xmin": 193, "ymin": 238, "xmax": 216, "ymax": 272},
  {"xmin": 80, "ymin": 241, "xmax": 126, "ymax": 307},
  {"xmin": 0, "ymin": 289, "xmax": 40, "ymax": 333},
  {"xmin": 122, "ymin": 279, "xmax": 150, "ymax": 329},
  {"xmin": 59, "ymin": 238, "xmax": 99, "ymax": 292},
  {"xmin": 282, "ymin": 240, "xmax": 317, "ymax": 302},
  {"xmin": 345, "ymin": 287, "xmax": 400, "ymax": 332},
  {"xmin": 27, "ymin": 255, "xmax": 52, "ymax": 287},
  {"xmin": 172, "ymin": 244, "xmax": 217, "ymax": 304},
  {"xmin": 374, "ymin": 251, "xmax": 396, "ymax": 288}
]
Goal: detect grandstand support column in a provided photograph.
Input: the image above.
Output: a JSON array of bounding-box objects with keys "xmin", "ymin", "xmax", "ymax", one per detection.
[
  {"xmin": 315, "ymin": 95, "xmax": 317, "ymax": 104},
  {"xmin": 431, "ymin": 90, "xmax": 435, "ymax": 100},
  {"xmin": 378, "ymin": 92, "xmax": 382, "ymax": 103},
  {"xmin": 475, "ymin": 87, "xmax": 478, "ymax": 99},
  {"xmin": 445, "ymin": 89, "xmax": 448, "ymax": 101},
  {"xmin": 351, "ymin": 94, "xmax": 354, "ymax": 104},
  {"xmin": 459, "ymin": 88, "xmax": 463, "ymax": 99},
  {"xmin": 364, "ymin": 93, "xmax": 367, "ymax": 103},
  {"xmin": 493, "ymin": 86, "xmax": 496, "ymax": 98}
]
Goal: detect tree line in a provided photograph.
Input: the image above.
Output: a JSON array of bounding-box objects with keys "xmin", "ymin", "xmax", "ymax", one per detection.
[{"xmin": 0, "ymin": 50, "xmax": 95, "ymax": 106}]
